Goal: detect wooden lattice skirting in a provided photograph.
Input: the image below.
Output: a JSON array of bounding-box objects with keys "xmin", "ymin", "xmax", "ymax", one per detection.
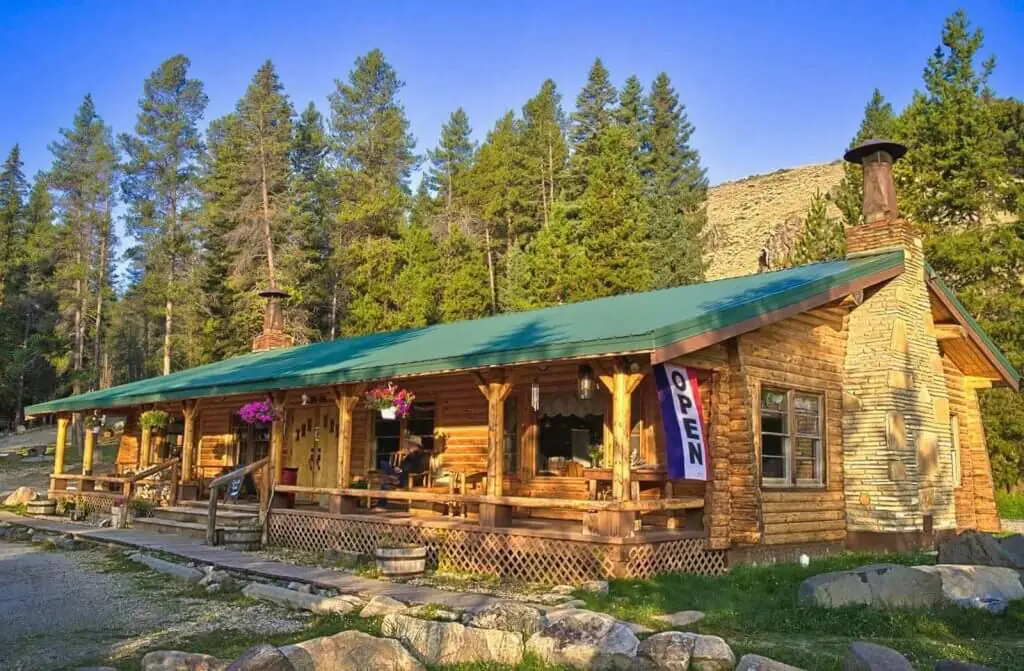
[
  {"xmin": 268, "ymin": 509, "xmax": 726, "ymax": 583},
  {"xmin": 52, "ymin": 491, "xmax": 118, "ymax": 516}
]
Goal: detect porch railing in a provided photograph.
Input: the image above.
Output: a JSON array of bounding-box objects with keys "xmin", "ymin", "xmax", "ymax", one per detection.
[
  {"xmin": 49, "ymin": 456, "xmax": 180, "ymax": 527},
  {"xmin": 206, "ymin": 456, "xmax": 271, "ymax": 545}
]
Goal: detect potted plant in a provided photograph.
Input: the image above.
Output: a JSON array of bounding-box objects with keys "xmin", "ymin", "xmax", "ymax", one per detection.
[
  {"xmin": 110, "ymin": 496, "xmax": 127, "ymax": 529},
  {"xmin": 83, "ymin": 413, "xmax": 103, "ymax": 435},
  {"xmin": 238, "ymin": 398, "xmax": 279, "ymax": 425},
  {"xmin": 374, "ymin": 533, "xmax": 427, "ymax": 577},
  {"xmin": 364, "ymin": 383, "xmax": 415, "ymax": 420},
  {"xmin": 139, "ymin": 409, "xmax": 170, "ymax": 433}
]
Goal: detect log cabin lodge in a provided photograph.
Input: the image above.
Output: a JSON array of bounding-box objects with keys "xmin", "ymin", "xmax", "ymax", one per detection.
[{"xmin": 26, "ymin": 141, "xmax": 1020, "ymax": 583}]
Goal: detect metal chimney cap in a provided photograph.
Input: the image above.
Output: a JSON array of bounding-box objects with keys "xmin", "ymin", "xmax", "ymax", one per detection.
[
  {"xmin": 843, "ymin": 139, "xmax": 907, "ymax": 165},
  {"xmin": 258, "ymin": 288, "xmax": 290, "ymax": 299}
]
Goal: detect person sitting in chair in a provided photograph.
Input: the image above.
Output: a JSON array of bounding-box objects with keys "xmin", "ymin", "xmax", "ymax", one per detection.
[{"xmin": 379, "ymin": 435, "xmax": 429, "ymax": 489}]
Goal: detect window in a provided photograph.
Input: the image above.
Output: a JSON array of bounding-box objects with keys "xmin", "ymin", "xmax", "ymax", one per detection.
[
  {"xmin": 373, "ymin": 401, "xmax": 435, "ymax": 470},
  {"xmin": 759, "ymin": 387, "xmax": 824, "ymax": 487},
  {"xmin": 504, "ymin": 396, "xmax": 518, "ymax": 476},
  {"xmin": 536, "ymin": 392, "xmax": 605, "ymax": 474},
  {"xmin": 950, "ymin": 414, "xmax": 962, "ymax": 488}
]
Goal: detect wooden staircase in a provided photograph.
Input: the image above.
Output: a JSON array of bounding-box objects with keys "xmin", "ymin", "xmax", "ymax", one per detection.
[{"xmin": 133, "ymin": 501, "xmax": 262, "ymax": 550}]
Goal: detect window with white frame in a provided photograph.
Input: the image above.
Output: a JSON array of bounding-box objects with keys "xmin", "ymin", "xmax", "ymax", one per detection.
[
  {"xmin": 760, "ymin": 387, "xmax": 824, "ymax": 487},
  {"xmin": 951, "ymin": 414, "xmax": 962, "ymax": 488}
]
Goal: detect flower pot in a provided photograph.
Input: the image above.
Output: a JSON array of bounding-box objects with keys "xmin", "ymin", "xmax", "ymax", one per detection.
[
  {"xmin": 375, "ymin": 544, "xmax": 427, "ymax": 577},
  {"xmin": 379, "ymin": 406, "xmax": 398, "ymax": 420}
]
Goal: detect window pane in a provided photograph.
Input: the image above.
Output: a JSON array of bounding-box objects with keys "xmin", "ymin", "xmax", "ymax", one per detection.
[
  {"xmin": 761, "ymin": 411, "xmax": 787, "ymax": 435},
  {"xmin": 794, "ymin": 437, "xmax": 822, "ymax": 484},
  {"xmin": 762, "ymin": 455, "xmax": 786, "ymax": 479},
  {"xmin": 504, "ymin": 396, "xmax": 517, "ymax": 475},
  {"xmin": 762, "ymin": 433, "xmax": 786, "ymax": 458},
  {"xmin": 761, "ymin": 390, "xmax": 787, "ymax": 412}
]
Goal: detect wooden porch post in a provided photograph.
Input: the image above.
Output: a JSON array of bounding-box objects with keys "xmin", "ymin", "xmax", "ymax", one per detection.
[
  {"xmin": 181, "ymin": 399, "xmax": 201, "ymax": 483},
  {"xmin": 269, "ymin": 392, "xmax": 288, "ymax": 484},
  {"xmin": 51, "ymin": 414, "xmax": 70, "ymax": 493},
  {"xmin": 139, "ymin": 426, "xmax": 152, "ymax": 469},
  {"xmin": 477, "ymin": 373, "xmax": 513, "ymax": 527},
  {"xmin": 595, "ymin": 360, "xmax": 645, "ymax": 536},
  {"xmin": 331, "ymin": 384, "xmax": 363, "ymax": 513},
  {"xmin": 82, "ymin": 424, "xmax": 96, "ymax": 476}
]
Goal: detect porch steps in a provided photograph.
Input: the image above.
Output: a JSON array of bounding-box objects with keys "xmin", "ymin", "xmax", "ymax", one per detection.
[{"xmin": 132, "ymin": 501, "xmax": 262, "ymax": 550}]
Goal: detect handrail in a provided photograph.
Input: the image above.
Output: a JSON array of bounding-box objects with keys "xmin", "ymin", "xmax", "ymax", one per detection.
[
  {"xmin": 129, "ymin": 457, "xmax": 180, "ymax": 484},
  {"xmin": 207, "ymin": 457, "xmax": 271, "ymax": 545}
]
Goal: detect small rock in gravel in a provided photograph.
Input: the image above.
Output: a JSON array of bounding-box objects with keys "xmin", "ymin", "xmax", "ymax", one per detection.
[
  {"xmin": 285, "ymin": 581, "xmax": 312, "ymax": 593},
  {"xmin": 206, "ymin": 583, "xmax": 223, "ymax": 594},
  {"xmin": 655, "ymin": 610, "xmax": 705, "ymax": 628}
]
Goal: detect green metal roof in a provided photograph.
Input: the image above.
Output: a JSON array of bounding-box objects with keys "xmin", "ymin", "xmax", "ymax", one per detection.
[{"xmin": 26, "ymin": 251, "xmax": 905, "ymax": 415}]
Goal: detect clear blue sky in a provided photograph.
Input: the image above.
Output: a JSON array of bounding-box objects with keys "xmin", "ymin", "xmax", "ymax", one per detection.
[{"xmin": 1, "ymin": 1, "xmax": 1022, "ymax": 187}]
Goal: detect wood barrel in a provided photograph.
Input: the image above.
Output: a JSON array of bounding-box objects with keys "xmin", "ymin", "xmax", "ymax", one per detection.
[
  {"xmin": 374, "ymin": 545, "xmax": 427, "ymax": 577},
  {"xmin": 26, "ymin": 499, "xmax": 56, "ymax": 516}
]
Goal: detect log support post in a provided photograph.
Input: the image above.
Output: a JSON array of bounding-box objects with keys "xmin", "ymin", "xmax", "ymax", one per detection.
[
  {"xmin": 50, "ymin": 414, "xmax": 70, "ymax": 493},
  {"xmin": 139, "ymin": 426, "xmax": 152, "ymax": 469},
  {"xmin": 476, "ymin": 372, "xmax": 513, "ymax": 528},
  {"xmin": 181, "ymin": 399, "xmax": 201, "ymax": 484},
  {"xmin": 82, "ymin": 423, "xmax": 96, "ymax": 477},
  {"xmin": 596, "ymin": 359, "xmax": 645, "ymax": 537},
  {"xmin": 269, "ymin": 391, "xmax": 288, "ymax": 500},
  {"xmin": 333, "ymin": 384, "xmax": 364, "ymax": 513}
]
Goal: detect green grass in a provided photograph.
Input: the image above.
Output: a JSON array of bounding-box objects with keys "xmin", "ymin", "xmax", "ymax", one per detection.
[
  {"xmin": 574, "ymin": 551, "xmax": 1024, "ymax": 670},
  {"xmin": 996, "ymin": 490, "xmax": 1024, "ymax": 520}
]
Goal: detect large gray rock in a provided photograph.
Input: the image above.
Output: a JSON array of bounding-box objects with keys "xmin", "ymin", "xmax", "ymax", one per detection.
[
  {"xmin": 241, "ymin": 583, "xmax": 358, "ymax": 614},
  {"xmin": 3, "ymin": 486, "xmax": 38, "ymax": 505},
  {"xmin": 466, "ymin": 601, "xmax": 547, "ymax": 636},
  {"xmin": 130, "ymin": 554, "xmax": 204, "ymax": 583},
  {"xmin": 938, "ymin": 531, "xmax": 1024, "ymax": 569},
  {"xmin": 280, "ymin": 630, "xmax": 423, "ymax": 671},
  {"xmin": 736, "ymin": 654, "xmax": 805, "ymax": 670},
  {"xmin": 634, "ymin": 632, "xmax": 694, "ymax": 670},
  {"xmin": 799, "ymin": 564, "xmax": 942, "ymax": 608},
  {"xmin": 381, "ymin": 612, "xmax": 523, "ymax": 666},
  {"xmin": 933, "ymin": 661, "xmax": 996, "ymax": 671},
  {"xmin": 682, "ymin": 633, "xmax": 736, "ymax": 671},
  {"xmin": 525, "ymin": 608, "xmax": 638, "ymax": 669},
  {"xmin": 913, "ymin": 564, "xmax": 1024, "ymax": 612},
  {"xmin": 654, "ymin": 610, "xmax": 705, "ymax": 628},
  {"xmin": 843, "ymin": 642, "xmax": 913, "ymax": 671},
  {"xmin": 141, "ymin": 650, "xmax": 226, "ymax": 671},
  {"xmin": 359, "ymin": 595, "xmax": 408, "ymax": 618},
  {"xmin": 225, "ymin": 644, "xmax": 294, "ymax": 671}
]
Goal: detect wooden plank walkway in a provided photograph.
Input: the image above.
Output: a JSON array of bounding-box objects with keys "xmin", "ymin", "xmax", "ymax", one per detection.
[{"xmin": 0, "ymin": 512, "xmax": 499, "ymax": 611}]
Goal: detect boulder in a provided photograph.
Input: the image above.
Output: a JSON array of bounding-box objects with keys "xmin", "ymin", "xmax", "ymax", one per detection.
[
  {"xmin": 525, "ymin": 608, "xmax": 638, "ymax": 669},
  {"xmin": 405, "ymin": 604, "xmax": 459, "ymax": 621},
  {"xmin": 130, "ymin": 554, "xmax": 204, "ymax": 583},
  {"xmin": 912, "ymin": 564, "xmax": 1024, "ymax": 612},
  {"xmin": 580, "ymin": 580, "xmax": 610, "ymax": 594},
  {"xmin": 799, "ymin": 564, "xmax": 942, "ymax": 608},
  {"xmin": 999, "ymin": 533, "xmax": 1024, "ymax": 564},
  {"xmin": 141, "ymin": 650, "xmax": 226, "ymax": 671},
  {"xmin": 634, "ymin": 632, "xmax": 694, "ymax": 670},
  {"xmin": 683, "ymin": 633, "xmax": 736, "ymax": 671},
  {"xmin": 549, "ymin": 598, "xmax": 587, "ymax": 611},
  {"xmin": 200, "ymin": 568, "xmax": 234, "ymax": 588},
  {"xmin": 843, "ymin": 642, "xmax": 912, "ymax": 671},
  {"xmin": 280, "ymin": 630, "xmax": 423, "ymax": 671},
  {"xmin": 736, "ymin": 654, "xmax": 805, "ymax": 670},
  {"xmin": 225, "ymin": 644, "xmax": 294, "ymax": 671},
  {"xmin": 381, "ymin": 612, "xmax": 523, "ymax": 666},
  {"xmin": 654, "ymin": 610, "xmax": 705, "ymax": 628},
  {"xmin": 466, "ymin": 601, "xmax": 547, "ymax": 636},
  {"xmin": 286, "ymin": 581, "xmax": 312, "ymax": 594},
  {"xmin": 938, "ymin": 531, "xmax": 1023, "ymax": 569},
  {"xmin": 3, "ymin": 486, "xmax": 38, "ymax": 505},
  {"xmin": 359, "ymin": 595, "xmax": 408, "ymax": 618},
  {"xmin": 550, "ymin": 584, "xmax": 577, "ymax": 595},
  {"xmin": 933, "ymin": 662, "xmax": 996, "ymax": 671},
  {"xmin": 241, "ymin": 583, "xmax": 358, "ymax": 614},
  {"xmin": 624, "ymin": 621, "xmax": 654, "ymax": 636}
]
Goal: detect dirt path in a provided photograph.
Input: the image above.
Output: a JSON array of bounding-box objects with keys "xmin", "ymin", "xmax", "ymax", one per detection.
[{"xmin": 0, "ymin": 541, "xmax": 308, "ymax": 670}]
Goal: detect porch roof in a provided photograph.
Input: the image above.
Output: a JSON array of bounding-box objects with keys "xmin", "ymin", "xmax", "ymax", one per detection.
[{"xmin": 28, "ymin": 251, "xmax": 906, "ymax": 414}]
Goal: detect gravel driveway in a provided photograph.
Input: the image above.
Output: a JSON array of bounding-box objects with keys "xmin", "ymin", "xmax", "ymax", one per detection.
[{"xmin": 0, "ymin": 541, "xmax": 308, "ymax": 670}]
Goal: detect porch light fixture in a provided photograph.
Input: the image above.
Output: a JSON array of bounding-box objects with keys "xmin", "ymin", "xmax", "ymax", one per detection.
[
  {"xmin": 530, "ymin": 380, "xmax": 541, "ymax": 412},
  {"xmin": 577, "ymin": 364, "xmax": 595, "ymax": 401},
  {"xmin": 300, "ymin": 393, "xmax": 310, "ymax": 406}
]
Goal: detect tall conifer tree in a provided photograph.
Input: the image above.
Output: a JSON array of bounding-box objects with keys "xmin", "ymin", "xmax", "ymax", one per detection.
[{"xmin": 521, "ymin": 80, "xmax": 567, "ymax": 229}]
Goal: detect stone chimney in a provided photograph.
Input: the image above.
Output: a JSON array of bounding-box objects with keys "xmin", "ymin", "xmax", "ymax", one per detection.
[
  {"xmin": 252, "ymin": 288, "xmax": 295, "ymax": 352},
  {"xmin": 841, "ymin": 140, "xmax": 957, "ymax": 548}
]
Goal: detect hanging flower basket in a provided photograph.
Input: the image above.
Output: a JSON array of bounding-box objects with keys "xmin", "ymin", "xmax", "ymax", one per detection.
[
  {"xmin": 363, "ymin": 383, "xmax": 415, "ymax": 419},
  {"xmin": 139, "ymin": 410, "xmax": 170, "ymax": 432},
  {"xmin": 238, "ymin": 399, "xmax": 279, "ymax": 425}
]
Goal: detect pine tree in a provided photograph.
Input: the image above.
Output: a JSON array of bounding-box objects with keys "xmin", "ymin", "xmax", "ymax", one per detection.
[
  {"xmin": 833, "ymin": 89, "xmax": 897, "ymax": 228},
  {"xmin": 120, "ymin": 55, "xmax": 207, "ymax": 375},
  {"xmin": 789, "ymin": 190, "xmax": 845, "ymax": 266},
  {"xmin": 896, "ymin": 9, "xmax": 1006, "ymax": 231},
  {"xmin": 0, "ymin": 145, "xmax": 27, "ymax": 305},
  {"xmin": 568, "ymin": 59, "xmax": 617, "ymax": 196},
  {"xmin": 646, "ymin": 72, "xmax": 707, "ymax": 286},
  {"xmin": 438, "ymin": 227, "xmax": 490, "ymax": 322},
  {"xmin": 426, "ymin": 108, "xmax": 475, "ymax": 230},
  {"xmin": 617, "ymin": 75, "xmax": 646, "ymax": 150},
  {"xmin": 521, "ymin": 80, "xmax": 567, "ymax": 229}
]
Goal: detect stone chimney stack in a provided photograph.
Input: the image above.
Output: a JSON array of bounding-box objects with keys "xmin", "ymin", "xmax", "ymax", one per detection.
[
  {"xmin": 252, "ymin": 288, "xmax": 295, "ymax": 352},
  {"xmin": 840, "ymin": 139, "xmax": 958, "ymax": 548}
]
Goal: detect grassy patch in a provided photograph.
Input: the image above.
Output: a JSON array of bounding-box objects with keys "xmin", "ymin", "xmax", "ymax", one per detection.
[
  {"xmin": 0, "ymin": 502, "xmax": 27, "ymax": 514},
  {"xmin": 575, "ymin": 552, "xmax": 1024, "ymax": 670},
  {"xmin": 996, "ymin": 490, "xmax": 1024, "ymax": 519}
]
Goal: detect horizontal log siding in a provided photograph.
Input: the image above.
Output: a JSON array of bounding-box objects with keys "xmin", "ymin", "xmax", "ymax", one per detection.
[{"xmin": 736, "ymin": 306, "xmax": 850, "ymax": 546}]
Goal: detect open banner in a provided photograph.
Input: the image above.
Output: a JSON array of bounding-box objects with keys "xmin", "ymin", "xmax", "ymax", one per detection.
[{"xmin": 654, "ymin": 363, "xmax": 709, "ymax": 481}]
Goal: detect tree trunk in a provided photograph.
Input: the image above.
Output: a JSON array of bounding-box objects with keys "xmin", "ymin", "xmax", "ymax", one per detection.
[
  {"xmin": 484, "ymin": 227, "xmax": 497, "ymax": 313},
  {"xmin": 259, "ymin": 128, "xmax": 277, "ymax": 288},
  {"xmin": 93, "ymin": 205, "xmax": 110, "ymax": 389},
  {"xmin": 546, "ymin": 128, "xmax": 556, "ymax": 226},
  {"xmin": 163, "ymin": 298, "xmax": 173, "ymax": 375},
  {"xmin": 73, "ymin": 249, "xmax": 84, "ymax": 396},
  {"xmin": 330, "ymin": 273, "xmax": 338, "ymax": 340},
  {"xmin": 13, "ymin": 302, "xmax": 31, "ymax": 427}
]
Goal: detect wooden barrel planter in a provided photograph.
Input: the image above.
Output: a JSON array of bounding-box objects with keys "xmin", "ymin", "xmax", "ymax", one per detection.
[
  {"xmin": 375, "ymin": 544, "xmax": 427, "ymax": 577},
  {"xmin": 26, "ymin": 499, "xmax": 56, "ymax": 516}
]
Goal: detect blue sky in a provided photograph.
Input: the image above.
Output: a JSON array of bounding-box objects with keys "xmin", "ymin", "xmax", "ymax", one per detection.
[{"xmin": 1, "ymin": 1, "xmax": 1022, "ymax": 187}]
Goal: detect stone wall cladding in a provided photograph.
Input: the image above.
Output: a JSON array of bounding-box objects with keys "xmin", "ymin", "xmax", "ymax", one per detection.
[{"xmin": 843, "ymin": 220, "xmax": 957, "ymax": 534}]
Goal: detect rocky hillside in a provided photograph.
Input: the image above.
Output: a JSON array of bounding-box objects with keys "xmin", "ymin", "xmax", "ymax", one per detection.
[{"xmin": 704, "ymin": 161, "xmax": 846, "ymax": 280}]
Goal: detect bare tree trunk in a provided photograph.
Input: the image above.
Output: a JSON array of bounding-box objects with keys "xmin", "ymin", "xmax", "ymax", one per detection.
[
  {"xmin": 163, "ymin": 298, "xmax": 173, "ymax": 375},
  {"xmin": 14, "ymin": 302, "xmax": 31, "ymax": 427},
  {"xmin": 329, "ymin": 274, "xmax": 338, "ymax": 340},
  {"xmin": 546, "ymin": 128, "xmax": 556, "ymax": 227},
  {"xmin": 259, "ymin": 129, "xmax": 277, "ymax": 288},
  {"xmin": 93, "ymin": 205, "xmax": 110, "ymax": 389},
  {"xmin": 484, "ymin": 227, "xmax": 497, "ymax": 313},
  {"xmin": 73, "ymin": 250, "xmax": 84, "ymax": 396}
]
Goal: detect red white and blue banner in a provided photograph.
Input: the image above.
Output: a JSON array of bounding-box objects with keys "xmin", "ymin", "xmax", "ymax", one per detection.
[{"xmin": 654, "ymin": 363, "xmax": 709, "ymax": 481}]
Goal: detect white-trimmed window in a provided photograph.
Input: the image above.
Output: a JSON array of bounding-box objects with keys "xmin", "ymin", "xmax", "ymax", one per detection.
[
  {"xmin": 760, "ymin": 387, "xmax": 824, "ymax": 487},
  {"xmin": 951, "ymin": 414, "xmax": 962, "ymax": 488}
]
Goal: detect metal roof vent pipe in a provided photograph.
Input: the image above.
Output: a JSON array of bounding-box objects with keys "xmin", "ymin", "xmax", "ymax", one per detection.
[
  {"xmin": 252, "ymin": 288, "xmax": 295, "ymax": 352},
  {"xmin": 843, "ymin": 139, "xmax": 907, "ymax": 224}
]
